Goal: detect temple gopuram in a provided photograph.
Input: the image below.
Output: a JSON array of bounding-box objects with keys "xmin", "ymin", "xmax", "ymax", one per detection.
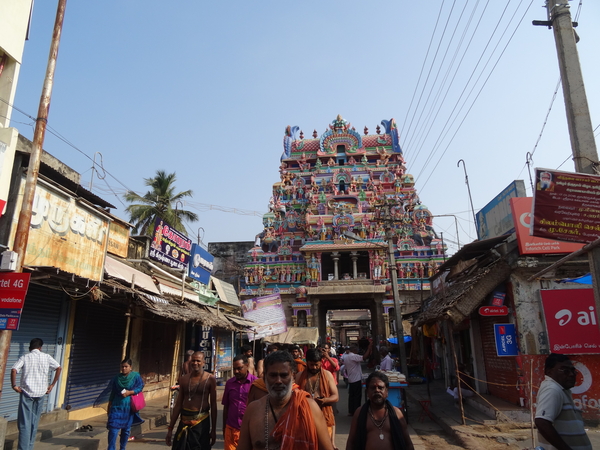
[{"xmin": 240, "ymin": 115, "xmax": 446, "ymax": 342}]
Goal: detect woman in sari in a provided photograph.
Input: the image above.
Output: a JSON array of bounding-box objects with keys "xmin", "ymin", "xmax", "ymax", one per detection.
[{"xmin": 106, "ymin": 358, "xmax": 144, "ymax": 450}]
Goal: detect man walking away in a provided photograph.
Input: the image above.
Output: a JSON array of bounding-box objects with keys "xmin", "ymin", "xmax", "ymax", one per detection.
[
  {"xmin": 378, "ymin": 346, "xmax": 393, "ymax": 372},
  {"xmin": 346, "ymin": 371, "xmax": 413, "ymax": 450},
  {"xmin": 344, "ymin": 339, "xmax": 373, "ymax": 415},
  {"xmin": 11, "ymin": 338, "xmax": 61, "ymax": 450},
  {"xmin": 222, "ymin": 355, "xmax": 257, "ymax": 450},
  {"xmin": 535, "ymin": 353, "xmax": 592, "ymax": 450}
]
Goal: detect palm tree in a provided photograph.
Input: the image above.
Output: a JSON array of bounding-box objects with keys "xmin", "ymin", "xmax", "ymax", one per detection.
[{"xmin": 124, "ymin": 170, "xmax": 198, "ymax": 235}]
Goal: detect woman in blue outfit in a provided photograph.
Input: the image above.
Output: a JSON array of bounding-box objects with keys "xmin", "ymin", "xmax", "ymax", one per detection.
[{"xmin": 107, "ymin": 358, "xmax": 144, "ymax": 450}]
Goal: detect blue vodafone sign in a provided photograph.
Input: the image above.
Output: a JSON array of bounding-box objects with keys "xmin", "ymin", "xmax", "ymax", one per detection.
[
  {"xmin": 188, "ymin": 244, "xmax": 214, "ymax": 284},
  {"xmin": 494, "ymin": 324, "xmax": 518, "ymax": 356}
]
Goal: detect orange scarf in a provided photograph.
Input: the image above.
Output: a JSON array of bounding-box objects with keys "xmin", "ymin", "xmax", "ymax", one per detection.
[
  {"xmin": 295, "ymin": 358, "xmax": 307, "ymax": 373},
  {"xmin": 297, "ymin": 368, "xmax": 335, "ymax": 426},
  {"xmin": 252, "ymin": 378, "xmax": 268, "ymax": 393},
  {"xmin": 272, "ymin": 390, "xmax": 318, "ymax": 450}
]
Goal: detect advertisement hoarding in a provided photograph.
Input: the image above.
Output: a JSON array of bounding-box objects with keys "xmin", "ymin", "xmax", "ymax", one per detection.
[
  {"xmin": 242, "ymin": 293, "xmax": 288, "ymax": 340},
  {"xmin": 188, "ymin": 244, "xmax": 214, "ymax": 285},
  {"xmin": 476, "ymin": 180, "xmax": 526, "ymax": 240},
  {"xmin": 540, "ymin": 289, "xmax": 600, "ymax": 355},
  {"xmin": 510, "ymin": 197, "xmax": 583, "ymax": 254},
  {"xmin": 149, "ymin": 217, "xmax": 192, "ymax": 270},
  {"xmin": 215, "ymin": 332, "xmax": 233, "ymax": 372},
  {"xmin": 494, "ymin": 324, "xmax": 518, "ymax": 356},
  {"xmin": 0, "ymin": 273, "xmax": 31, "ymax": 330},
  {"xmin": 532, "ymin": 168, "xmax": 600, "ymax": 244}
]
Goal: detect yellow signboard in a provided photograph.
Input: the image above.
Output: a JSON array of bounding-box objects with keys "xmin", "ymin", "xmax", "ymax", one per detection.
[
  {"xmin": 107, "ymin": 221, "xmax": 130, "ymax": 258},
  {"xmin": 9, "ymin": 176, "xmax": 110, "ymax": 280}
]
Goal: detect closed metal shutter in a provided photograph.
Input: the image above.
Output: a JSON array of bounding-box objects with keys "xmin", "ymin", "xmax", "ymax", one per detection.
[
  {"xmin": 0, "ymin": 285, "xmax": 66, "ymax": 421},
  {"xmin": 64, "ymin": 300, "xmax": 127, "ymax": 410}
]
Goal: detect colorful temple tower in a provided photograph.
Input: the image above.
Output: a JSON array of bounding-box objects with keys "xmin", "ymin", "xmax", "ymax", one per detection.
[{"xmin": 241, "ymin": 115, "xmax": 446, "ymax": 341}]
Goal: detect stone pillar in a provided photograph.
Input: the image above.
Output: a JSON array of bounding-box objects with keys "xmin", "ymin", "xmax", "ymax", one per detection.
[
  {"xmin": 313, "ymin": 298, "xmax": 324, "ymax": 338},
  {"xmin": 373, "ymin": 297, "xmax": 384, "ymax": 341},
  {"xmin": 331, "ymin": 252, "xmax": 340, "ymax": 280},
  {"xmin": 350, "ymin": 251, "xmax": 358, "ymax": 279}
]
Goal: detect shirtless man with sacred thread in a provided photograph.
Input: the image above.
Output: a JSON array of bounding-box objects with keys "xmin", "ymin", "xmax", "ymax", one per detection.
[
  {"xmin": 237, "ymin": 351, "xmax": 333, "ymax": 450},
  {"xmin": 346, "ymin": 371, "xmax": 413, "ymax": 450},
  {"xmin": 166, "ymin": 352, "xmax": 217, "ymax": 450}
]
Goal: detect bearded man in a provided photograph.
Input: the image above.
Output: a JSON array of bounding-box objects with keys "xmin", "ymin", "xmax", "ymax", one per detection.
[
  {"xmin": 237, "ymin": 351, "xmax": 333, "ymax": 450},
  {"xmin": 346, "ymin": 371, "xmax": 413, "ymax": 450},
  {"xmin": 296, "ymin": 349, "xmax": 339, "ymax": 450},
  {"xmin": 166, "ymin": 351, "xmax": 217, "ymax": 450}
]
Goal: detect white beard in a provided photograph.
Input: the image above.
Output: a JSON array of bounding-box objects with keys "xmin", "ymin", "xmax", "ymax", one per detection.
[{"xmin": 267, "ymin": 378, "xmax": 293, "ymax": 401}]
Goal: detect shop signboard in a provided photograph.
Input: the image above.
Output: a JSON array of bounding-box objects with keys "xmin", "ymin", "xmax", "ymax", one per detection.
[
  {"xmin": 494, "ymin": 324, "xmax": 518, "ymax": 356},
  {"xmin": 510, "ymin": 197, "xmax": 583, "ymax": 255},
  {"xmin": 215, "ymin": 332, "xmax": 233, "ymax": 372},
  {"xmin": 532, "ymin": 168, "xmax": 600, "ymax": 244},
  {"xmin": 242, "ymin": 293, "xmax": 287, "ymax": 341},
  {"xmin": 479, "ymin": 306, "xmax": 508, "ymax": 316},
  {"xmin": 476, "ymin": 180, "xmax": 526, "ymax": 240},
  {"xmin": 107, "ymin": 221, "xmax": 130, "ymax": 258},
  {"xmin": 188, "ymin": 244, "xmax": 214, "ymax": 285},
  {"xmin": 541, "ymin": 289, "xmax": 600, "ymax": 354},
  {"xmin": 149, "ymin": 217, "xmax": 192, "ymax": 270},
  {"xmin": 9, "ymin": 176, "xmax": 110, "ymax": 280},
  {"xmin": 198, "ymin": 325, "xmax": 214, "ymax": 372},
  {"xmin": 0, "ymin": 273, "xmax": 31, "ymax": 330}
]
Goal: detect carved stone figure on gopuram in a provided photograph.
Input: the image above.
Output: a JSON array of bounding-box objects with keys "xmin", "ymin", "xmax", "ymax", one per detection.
[{"xmin": 240, "ymin": 115, "xmax": 447, "ymax": 331}]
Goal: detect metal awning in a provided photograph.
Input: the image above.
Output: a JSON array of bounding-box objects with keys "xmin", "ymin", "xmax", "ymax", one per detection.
[
  {"xmin": 266, "ymin": 327, "xmax": 319, "ymax": 346},
  {"xmin": 225, "ymin": 314, "xmax": 260, "ymax": 329},
  {"xmin": 211, "ymin": 277, "xmax": 240, "ymax": 306},
  {"xmin": 104, "ymin": 256, "xmax": 161, "ymax": 295}
]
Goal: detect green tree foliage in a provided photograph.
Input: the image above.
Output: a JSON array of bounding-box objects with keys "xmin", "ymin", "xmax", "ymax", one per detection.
[{"xmin": 124, "ymin": 170, "xmax": 198, "ymax": 235}]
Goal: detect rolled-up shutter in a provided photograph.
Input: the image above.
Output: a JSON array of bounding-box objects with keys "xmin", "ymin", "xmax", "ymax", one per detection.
[
  {"xmin": 64, "ymin": 300, "xmax": 127, "ymax": 410},
  {"xmin": 0, "ymin": 285, "xmax": 65, "ymax": 421}
]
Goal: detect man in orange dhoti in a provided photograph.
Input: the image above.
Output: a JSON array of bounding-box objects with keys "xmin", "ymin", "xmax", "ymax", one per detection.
[
  {"xmin": 296, "ymin": 349, "xmax": 339, "ymax": 450},
  {"xmin": 238, "ymin": 351, "xmax": 333, "ymax": 450}
]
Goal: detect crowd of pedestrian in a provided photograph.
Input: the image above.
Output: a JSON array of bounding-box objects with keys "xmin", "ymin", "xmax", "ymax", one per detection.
[{"xmin": 9, "ymin": 337, "xmax": 591, "ymax": 450}]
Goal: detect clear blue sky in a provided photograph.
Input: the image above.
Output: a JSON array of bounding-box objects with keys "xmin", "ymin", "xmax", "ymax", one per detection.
[{"xmin": 10, "ymin": 1, "xmax": 600, "ymax": 254}]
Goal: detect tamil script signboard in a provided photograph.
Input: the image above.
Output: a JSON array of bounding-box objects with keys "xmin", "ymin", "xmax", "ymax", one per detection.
[
  {"xmin": 242, "ymin": 293, "xmax": 288, "ymax": 341},
  {"xmin": 9, "ymin": 176, "xmax": 110, "ymax": 280},
  {"xmin": 188, "ymin": 244, "xmax": 214, "ymax": 285},
  {"xmin": 476, "ymin": 180, "xmax": 526, "ymax": 240},
  {"xmin": 541, "ymin": 289, "xmax": 600, "ymax": 355},
  {"xmin": 198, "ymin": 325, "xmax": 214, "ymax": 372},
  {"xmin": 0, "ymin": 273, "xmax": 31, "ymax": 330},
  {"xmin": 510, "ymin": 197, "xmax": 583, "ymax": 255},
  {"xmin": 494, "ymin": 324, "xmax": 518, "ymax": 356},
  {"xmin": 149, "ymin": 217, "xmax": 192, "ymax": 270},
  {"xmin": 532, "ymin": 168, "xmax": 600, "ymax": 244}
]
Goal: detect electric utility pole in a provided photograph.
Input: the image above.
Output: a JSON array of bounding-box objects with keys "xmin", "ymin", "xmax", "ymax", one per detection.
[
  {"xmin": 535, "ymin": 1, "xmax": 600, "ymax": 324},
  {"xmin": 0, "ymin": 0, "xmax": 68, "ymax": 402}
]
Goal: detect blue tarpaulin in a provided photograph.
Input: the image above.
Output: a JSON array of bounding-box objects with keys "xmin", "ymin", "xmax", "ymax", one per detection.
[
  {"xmin": 559, "ymin": 274, "xmax": 592, "ymax": 284},
  {"xmin": 387, "ymin": 336, "xmax": 412, "ymax": 344}
]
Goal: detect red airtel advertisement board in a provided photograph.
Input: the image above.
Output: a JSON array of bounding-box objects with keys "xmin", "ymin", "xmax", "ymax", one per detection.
[
  {"xmin": 532, "ymin": 168, "xmax": 600, "ymax": 244},
  {"xmin": 541, "ymin": 289, "xmax": 600, "ymax": 354},
  {"xmin": 0, "ymin": 273, "xmax": 31, "ymax": 330}
]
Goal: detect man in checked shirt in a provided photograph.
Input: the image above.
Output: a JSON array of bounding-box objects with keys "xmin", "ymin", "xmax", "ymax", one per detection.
[{"xmin": 11, "ymin": 338, "xmax": 61, "ymax": 450}]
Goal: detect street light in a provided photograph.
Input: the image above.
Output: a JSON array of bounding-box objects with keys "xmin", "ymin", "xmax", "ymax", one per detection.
[{"xmin": 432, "ymin": 214, "xmax": 460, "ymax": 249}]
